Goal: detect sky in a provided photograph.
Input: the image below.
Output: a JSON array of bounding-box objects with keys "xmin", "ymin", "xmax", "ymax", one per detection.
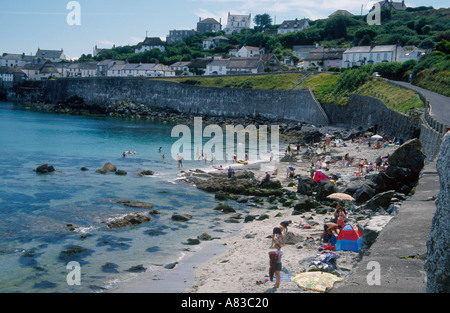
[{"xmin": 0, "ymin": 0, "xmax": 448, "ymax": 60}]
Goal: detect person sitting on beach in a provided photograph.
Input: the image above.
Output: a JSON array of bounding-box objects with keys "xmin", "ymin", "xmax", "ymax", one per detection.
[
  {"xmin": 271, "ymin": 225, "xmax": 286, "ymax": 247},
  {"xmin": 319, "ymin": 222, "xmax": 342, "ymax": 245},
  {"xmin": 259, "ymin": 172, "xmax": 271, "ymax": 185}
]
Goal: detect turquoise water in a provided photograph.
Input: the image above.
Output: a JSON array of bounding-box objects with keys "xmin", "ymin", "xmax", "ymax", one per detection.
[{"xmin": 0, "ymin": 102, "xmax": 243, "ymax": 293}]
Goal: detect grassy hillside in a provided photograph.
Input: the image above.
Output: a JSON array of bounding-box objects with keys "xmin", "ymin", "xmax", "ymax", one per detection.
[
  {"xmin": 171, "ymin": 73, "xmax": 306, "ymax": 90},
  {"xmin": 301, "ymin": 72, "xmax": 424, "ymax": 111}
]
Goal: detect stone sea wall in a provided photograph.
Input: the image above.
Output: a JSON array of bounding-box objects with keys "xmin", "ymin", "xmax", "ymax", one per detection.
[
  {"xmin": 7, "ymin": 78, "xmax": 329, "ymax": 126},
  {"xmin": 425, "ymin": 132, "xmax": 449, "ymax": 293}
]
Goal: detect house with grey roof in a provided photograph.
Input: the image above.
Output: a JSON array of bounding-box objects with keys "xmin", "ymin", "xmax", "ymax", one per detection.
[
  {"xmin": 329, "ymin": 10, "xmax": 354, "ymax": 18},
  {"xmin": 277, "ymin": 18, "xmax": 310, "ymax": 35},
  {"xmin": 304, "ymin": 47, "xmax": 346, "ymax": 70},
  {"xmin": 134, "ymin": 37, "xmax": 165, "ymax": 54},
  {"xmin": 293, "ymin": 45, "xmax": 318, "ymax": 60},
  {"xmin": 0, "ymin": 53, "xmax": 36, "ymax": 67},
  {"xmin": 167, "ymin": 29, "xmax": 196, "ymax": 45},
  {"xmin": 97, "ymin": 60, "xmax": 126, "ymax": 77},
  {"xmin": 67, "ymin": 62, "xmax": 98, "ymax": 78},
  {"xmin": 35, "ymin": 49, "xmax": 66, "ymax": 62},
  {"xmin": 226, "ymin": 57, "xmax": 264, "ymax": 75},
  {"xmin": 0, "ymin": 66, "xmax": 26, "ymax": 87},
  {"xmin": 21, "ymin": 59, "xmax": 60, "ymax": 80},
  {"xmin": 197, "ymin": 18, "xmax": 222, "ymax": 34},
  {"xmin": 169, "ymin": 61, "xmax": 192, "ymax": 76},
  {"xmin": 203, "ymin": 36, "xmax": 229, "ymax": 50},
  {"xmin": 342, "ymin": 44, "xmax": 404, "ymax": 68}
]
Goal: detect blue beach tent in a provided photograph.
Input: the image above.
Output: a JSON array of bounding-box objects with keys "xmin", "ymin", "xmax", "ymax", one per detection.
[{"xmin": 336, "ymin": 224, "xmax": 363, "ymax": 252}]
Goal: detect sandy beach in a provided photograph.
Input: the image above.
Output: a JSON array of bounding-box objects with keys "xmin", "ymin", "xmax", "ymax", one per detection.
[{"xmin": 178, "ymin": 126, "xmax": 400, "ymax": 293}]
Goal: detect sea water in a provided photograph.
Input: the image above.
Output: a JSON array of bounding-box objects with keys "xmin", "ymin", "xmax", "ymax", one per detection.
[{"xmin": 0, "ymin": 102, "xmax": 248, "ymax": 293}]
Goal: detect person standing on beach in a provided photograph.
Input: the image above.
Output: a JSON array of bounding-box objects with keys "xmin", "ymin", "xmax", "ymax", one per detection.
[
  {"xmin": 177, "ymin": 153, "xmax": 183, "ymax": 168},
  {"xmin": 274, "ymin": 243, "xmax": 283, "ymax": 288},
  {"xmin": 271, "ymin": 225, "xmax": 286, "ymax": 247}
]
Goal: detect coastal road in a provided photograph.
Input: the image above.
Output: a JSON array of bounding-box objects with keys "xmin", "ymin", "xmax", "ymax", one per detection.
[{"xmin": 389, "ymin": 80, "xmax": 450, "ymax": 126}]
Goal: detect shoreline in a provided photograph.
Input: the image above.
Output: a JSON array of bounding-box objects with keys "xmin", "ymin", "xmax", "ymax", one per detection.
[{"xmin": 110, "ymin": 126, "xmax": 407, "ymax": 293}]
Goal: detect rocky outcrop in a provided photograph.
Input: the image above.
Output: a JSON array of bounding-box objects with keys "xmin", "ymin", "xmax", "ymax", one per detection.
[
  {"xmin": 96, "ymin": 162, "xmax": 116, "ymax": 174},
  {"xmin": 425, "ymin": 132, "xmax": 450, "ymax": 293},
  {"xmin": 171, "ymin": 214, "xmax": 192, "ymax": 222},
  {"xmin": 106, "ymin": 213, "xmax": 151, "ymax": 229},
  {"xmin": 34, "ymin": 164, "xmax": 56, "ymax": 174}
]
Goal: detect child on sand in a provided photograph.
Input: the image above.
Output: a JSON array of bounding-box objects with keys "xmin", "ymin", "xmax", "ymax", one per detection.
[{"xmin": 274, "ymin": 243, "xmax": 283, "ymax": 288}]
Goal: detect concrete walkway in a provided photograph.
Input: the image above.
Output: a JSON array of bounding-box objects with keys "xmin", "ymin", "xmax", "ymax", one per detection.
[{"xmin": 331, "ymin": 161, "xmax": 439, "ymax": 293}]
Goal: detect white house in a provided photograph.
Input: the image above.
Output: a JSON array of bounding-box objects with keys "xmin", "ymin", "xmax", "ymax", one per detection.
[
  {"xmin": 234, "ymin": 46, "xmax": 264, "ymax": 58},
  {"xmin": 134, "ymin": 37, "xmax": 166, "ymax": 54},
  {"xmin": 203, "ymin": 36, "xmax": 229, "ymax": 50},
  {"xmin": 67, "ymin": 62, "xmax": 98, "ymax": 78},
  {"xmin": 97, "ymin": 60, "xmax": 126, "ymax": 77},
  {"xmin": 0, "ymin": 66, "xmax": 26, "ymax": 86},
  {"xmin": 205, "ymin": 59, "xmax": 229, "ymax": 75},
  {"xmin": 169, "ymin": 61, "xmax": 192, "ymax": 76},
  {"xmin": 0, "ymin": 53, "xmax": 35, "ymax": 67},
  {"xmin": 21, "ymin": 59, "xmax": 60, "ymax": 80},
  {"xmin": 224, "ymin": 12, "xmax": 251, "ymax": 35},
  {"xmin": 107, "ymin": 63, "xmax": 128, "ymax": 77},
  {"xmin": 107, "ymin": 63, "xmax": 174, "ymax": 77},
  {"xmin": 342, "ymin": 44, "xmax": 404, "ymax": 68},
  {"xmin": 277, "ymin": 19, "xmax": 310, "ymax": 35}
]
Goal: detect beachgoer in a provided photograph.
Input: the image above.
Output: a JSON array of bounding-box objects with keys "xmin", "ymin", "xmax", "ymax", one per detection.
[
  {"xmin": 227, "ymin": 166, "xmax": 235, "ymax": 178},
  {"xmin": 376, "ymin": 155, "xmax": 382, "ymax": 171},
  {"xmin": 320, "ymin": 222, "xmax": 342, "ymax": 244},
  {"xmin": 158, "ymin": 147, "xmax": 162, "ymax": 153},
  {"xmin": 325, "ymin": 155, "xmax": 331, "ymax": 169},
  {"xmin": 260, "ymin": 172, "xmax": 271, "ymax": 185},
  {"xmin": 286, "ymin": 166, "xmax": 295, "ymax": 178},
  {"xmin": 177, "ymin": 153, "xmax": 183, "ymax": 168},
  {"xmin": 122, "ymin": 151, "xmax": 126, "ymax": 158},
  {"xmin": 296, "ymin": 142, "xmax": 301, "ymax": 154},
  {"xmin": 274, "ymin": 243, "xmax": 283, "ymax": 288},
  {"xmin": 310, "ymin": 164, "xmax": 315, "ymax": 179},
  {"xmin": 280, "ymin": 220, "xmax": 292, "ymax": 233},
  {"xmin": 271, "ymin": 225, "xmax": 285, "ymax": 247}
]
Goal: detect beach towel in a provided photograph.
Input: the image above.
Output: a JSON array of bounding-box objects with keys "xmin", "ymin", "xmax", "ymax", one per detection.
[
  {"xmin": 309, "ymin": 252, "xmax": 339, "ymax": 272},
  {"xmin": 262, "ymin": 272, "xmax": 294, "ymax": 283}
]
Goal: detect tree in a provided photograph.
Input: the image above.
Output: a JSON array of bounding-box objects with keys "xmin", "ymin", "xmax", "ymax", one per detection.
[
  {"xmin": 324, "ymin": 16, "xmax": 347, "ymax": 40},
  {"xmin": 253, "ymin": 14, "xmax": 272, "ymax": 31},
  {"xmin": 436, "ymin": 39, "xmax": 450, "ymax": 55}
]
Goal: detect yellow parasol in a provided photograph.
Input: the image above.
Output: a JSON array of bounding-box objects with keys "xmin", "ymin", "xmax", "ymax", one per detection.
[
  {"xmin": 291, "ymin": 271, "xmax": 342, "ymax": 293},
  {"xmin": 327, "ymin": 193, "xmax": 355, "ymax": 201}
]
